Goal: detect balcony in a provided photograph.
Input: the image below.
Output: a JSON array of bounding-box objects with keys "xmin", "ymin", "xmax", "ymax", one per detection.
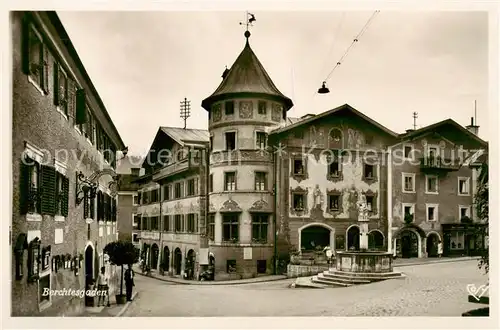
[
  {"xmin": 152, "ymin": 158, "xmax": 190, "ymax": 181},
  {"xmin": 420, "ymin": 156, "xmax": 460, "ymax": 173},
  {"xmin": 210, "ymin": 149, "xmax": 273, "ymax": 166}
]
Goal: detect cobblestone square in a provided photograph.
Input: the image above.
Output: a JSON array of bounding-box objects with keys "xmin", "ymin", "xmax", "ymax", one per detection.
[{"xmin": 123, "ymin": 260, "xmax": 488, "ymax": 317}]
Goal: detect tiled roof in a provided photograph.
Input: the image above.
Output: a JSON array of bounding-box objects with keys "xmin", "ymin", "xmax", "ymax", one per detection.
[
  {"xmin": 202, "ymin": 39, "xmax": 293, "ymax": 111},
  {"xmin": 160, "ymin": 127, "xmax": 209, "ymax": 146}
]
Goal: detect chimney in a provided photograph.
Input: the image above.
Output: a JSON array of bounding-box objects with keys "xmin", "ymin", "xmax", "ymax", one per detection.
[
  {"xmin": 130, "ymin": 168, "xmax": 140, "ymax": 176},
  {"xmin": 466, "ymin": 116, "xmax": 479, "ymax": 136}
]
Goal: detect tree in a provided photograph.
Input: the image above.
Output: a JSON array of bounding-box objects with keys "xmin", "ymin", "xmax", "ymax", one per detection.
[
  {"xmin": 474, "ymin": 163, "xmax": 488, "ymax": 274},
  {"xmin": 103, "ymin": 241, "xmax": 139, "ymax": 297}
]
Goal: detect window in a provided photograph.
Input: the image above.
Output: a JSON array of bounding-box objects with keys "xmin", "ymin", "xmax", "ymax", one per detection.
[
  {"xmin": 54, "ymin": 65, "xmax": 69, "ymax": 116},
  {"xmin": 425, "ymin": 175, "xmax": 439, "ymax": 194},
  {"xmin": 366, "ymin": 195, "xmax": 374, "ymax": 212},
  {"xmin": 459, "ymin": 206, "xmax": 471, "ymax": 219},
  {"xmin": 25, "ymin": 23, "xmax": 49, "ymax": 93},
  {"xmin": 175, "ymin": 215, "xmax": 183, "ymax": 232},
  {"xmin": 151, "ymin": 216, "xmax": 159, "ymax": 231},
  {"xmin": 449, "ymin": 232, "xmax": 465, "ymax": 250},
  {"xmin": 39, "ymin": 274, "xmax": 50, "ymax": 304},
  {"xmin": 151, "ymin": 189, "xmax": 159, "ymax": 203},
  {"xmin": 426, "ymin": 204, "xmax": 438, "ymax": 222},
  {"xmin": 329, "ymin": 128, "xmax": 343, "ymax": 149},
  {"xmin": 209, "ymin": 174, "xmax": 213, "ymax": 193},
  {"xmin": 258, "ymin": 101, "xmax": 267, "ymax": 115},
  {"xmin": 187, "ymin": 179, "xmax": 196, "ymax": 196},
  {"xmin": 174, "ymin": 182, "xmax": 184, "ymax": 198},
  {"xmin": 255, "ymin": 172, "xmax": 267, "ymax": 191},
  {"xmin": 132, "ymin": 233, "xmax": 139, "ymax": 242},
  {"xmin": 257, "ymin": 260, "xmax": 267, "ymax": 274},
  {"xmin": 256, "ymin": 132, "xmax": 267, "ymax": 149},
  {"xmin": 403, "ymin": 145, "xmax": 414, "ymax": 160},
  {"xmin": 293, "ymin": 193, "xmax": 305, "ymax": 211},
  {"xmin": 187, "ymin": 214, "xmax": 197, "ymax": 233},
  {"xmin": 226, "ymin": 260, "xmax": 237, "ymax": 273},
  {"xmin": 54, "ymin": 172, "xmax": 64, "ymax": 216},
  {"xmin": 364, "ymin": 164, "xmax": 374, "ymax": 179},
  {"xmin": 225, "ymin": 101, "xmax": 234, "ymax": 115},
  {"xmin": 402, "ymin": 173, "xmax": 415, "ymax": 193},
  {"xmin": 163, "ymin": 215, "xmax": 170, "ymax": 232},
  {"xmin": 328, "ymin": 194, "xmax": 340, "ymax": 211},
  {"xmin": 84, "ymin": 107, "xmax": 95, "ymax": 143},
  {"xmin": 209, "ymin": 136, "xmax": 213, "ymax": 151},
  {"xmin": 224, "ymin": 172, "xmax": 236, "ymax": 191},
  {"xmin": 402, "ymin": 203, "xmax": 415, "ymax": 222},
  {"xmin": 328, "ymin": 157, "xmax": 340, "ymax": 177},
  {"xmin": 163, "ymin": 185, "xmax": 171, "ymax": 201},
  {"xmin": 133, "ymin": 194, "xmax": 139, "ymax": 205},
  {"xmin": 225, "ymin": 132, "xmax": 236, "ymax": 151},
  {"xmin": 142, "ymin": 190, "xmax": 150, "ymax": 204},
  {"xmin": 21, "ymin": 157, "xmax": 42, "ymax": 215},
  {"xmin": 293, "ymin": 158, "xmax": 305, "ymax": 175},
  {"xmin": 207, "ymin": 214, "xmax": 215, "ymax": 240},
  {"xmin": 133, "ymin": 215, "xmax": 140, "ymax": 230},
  {"xmin": 251, "ymin": 214, "xmax": 268, "ymax": 243},
  {"xmin": 458, "ymin": 177, "xmax": 470, "ymax": 195},
  {"xmin": 222, "ymin": 214, "xmax": 239, "ymax": 242}
]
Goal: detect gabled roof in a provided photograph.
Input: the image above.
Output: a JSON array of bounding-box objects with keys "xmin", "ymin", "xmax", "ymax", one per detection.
[
  {"xmin": 270, "ymin": 103, "xmax": 399, "ymax": 137},
  {"xmin": 160, "ymin": 127, "xmax": 209, "ymax": 147},
  {"xmin": 400, "ymin": 118, "xmax": 488, "ymax": 146},
  {"xmin": 202, "ymin": 37, "xmax": 293, "ymax": 111}
]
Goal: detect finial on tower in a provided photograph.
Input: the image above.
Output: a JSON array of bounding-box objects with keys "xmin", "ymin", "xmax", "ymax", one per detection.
[
  {"xmin": 239, "ymin": 12, "xmax": 256, "ymax": 41},
  {"xmin": 180, "ymin": 97, "xmax": 191, "ymax": 129}
]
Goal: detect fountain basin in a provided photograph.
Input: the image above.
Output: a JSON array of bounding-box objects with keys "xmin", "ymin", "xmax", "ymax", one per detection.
[{"xmin": 336, "ymin": 251, "xmax": 393, "ymax": 273}]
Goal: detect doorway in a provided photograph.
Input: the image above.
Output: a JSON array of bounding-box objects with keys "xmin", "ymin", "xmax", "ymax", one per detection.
[
  {"xmin": 401, "ymin": 230, "xmax": 419, "ymax": 258},
  {"xmin": 186, "ymin": 249, "xmax": 195, "ymax": 280},
  {"xmin": 151, "ymin": 244, "xmax": 159, "ymax": 270},
  {"xmin": 301, "ymin": 226, "xmax": 330, "ymax": 251},
  {"xmin": 174, "ymin": 248, "xmax": 182, "ymax": 275},
  {"xmin": 426, "ymin": 233, "xmax": 440, "ymax": 257},
  {"xmin": 347, "ymin": 226, "xmax": 360, "ymax": 250},
  {"xmin": 162, "ymin": 246, "xmax": 170, "ymax": 272},
  {"xmin": 84, "ymin": 245, "xmax": 94, "ymax": 306}
]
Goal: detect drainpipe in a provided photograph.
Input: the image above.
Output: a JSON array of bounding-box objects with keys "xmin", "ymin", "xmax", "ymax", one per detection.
[
  {"xmin": 273, "ymin": 145, "xmax": 278, "ymax": 275},
  {"xmin": 387, "ymin": 146, "xmax": 393, "ymax": 254}
]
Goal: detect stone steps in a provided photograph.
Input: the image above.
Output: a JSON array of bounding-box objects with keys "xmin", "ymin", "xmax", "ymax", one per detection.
[{"xmin": 311, "ymin": 269, "xmax": 404, "ymax": 288}]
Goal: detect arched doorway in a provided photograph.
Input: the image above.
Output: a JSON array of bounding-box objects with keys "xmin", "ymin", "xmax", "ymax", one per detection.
[
  {"xmin": 186, "ymin": 249, "xmax": 196, "ymax": 280},
  {"xmin": 301, "ymin": 226, "xmax": 330, "ymax": 251},
  {"xmin": 174, "ymin": 248, "xmax": 182, "ymax": 276},
  {"xmin": 347, "ymin": 226, "xmax": 360, "ymax": 250},
  {"xmin": 162, "ymin": 246, "xmax": 170, "ymax": 272},
  {"xmin": 401, "ymin": 230, "xmax": 419, "ymax": 258},
  {"xmin": 427, "ymin": 233, "xmax": 440, "ymax": 257},
  {"xmin": 151, "ymin": 244, "xmax": 159, "ymax": 270},
  {"xmin": 368, "ymin": 230, "xmax": 385, "ymax": 250},
  {"xmin": 84, "ymin": 245, "xmax": 94, "ymax": 306}
]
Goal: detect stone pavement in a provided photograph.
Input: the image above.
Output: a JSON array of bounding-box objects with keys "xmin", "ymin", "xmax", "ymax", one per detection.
[
  {"xmin": 393, "ymin": 256, "xmax": 480, "ymax": 267},
  {"xmin": 79, "ymin": 291, "xmax": 138, "ymax": 317},
  {"xmin": 123, "ymin": 259, "xmax": 488, "ymax": 317},
  {"xmin": 133, "ymin": 266, "xmax": 287, "ymax": 285}
]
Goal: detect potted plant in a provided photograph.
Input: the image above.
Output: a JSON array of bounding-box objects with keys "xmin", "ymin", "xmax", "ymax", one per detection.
[{"xmin": 104, "ymin": 241, "xmax": 139, "ymax": 305}]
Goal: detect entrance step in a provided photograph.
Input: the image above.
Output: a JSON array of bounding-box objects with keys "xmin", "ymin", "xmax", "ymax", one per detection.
[
  {"xmin": 328, "ymin": 269, "xmax": 404, "ymax": 279},
  {"xmin": 320, "ymin": 272, "xmax": 371, "ymax": 284},
  {"xmin": 311, "ymin": 269, "xmax": 405, "ymax": 287}
]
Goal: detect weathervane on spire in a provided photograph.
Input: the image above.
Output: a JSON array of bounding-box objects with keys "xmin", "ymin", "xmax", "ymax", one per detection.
[{"xmin": 239, "ymin": 11, "xmax": 256, "ymax": 39}]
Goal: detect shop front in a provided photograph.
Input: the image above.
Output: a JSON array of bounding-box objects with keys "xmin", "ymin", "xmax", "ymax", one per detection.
[{"xmin": 442, "ymin": 223, "xmax": 487, "ymax": 257}]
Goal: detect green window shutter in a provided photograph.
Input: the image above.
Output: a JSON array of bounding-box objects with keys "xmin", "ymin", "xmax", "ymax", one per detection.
[
  {"xmin": 67, "ymin": 79, "xmax": 75, "ymax": 121},
  {"xmin": 53, "ymin": 65, "xmax": 59, "ymax": 105},
  {"xmin": 75, "ymin": 89, "xmax": 87, "ymax": 125},
  {"xmin": 61, "ymin": 176, "xmax": 69, "ymax": 217},
  {"xmin": 40, "ymin": 165, "xmax": 56, "ymax": 215},
  {"xmin": 19, "ymin": 157, "xmax": 32, "ymax": 214},
  {"xmin": 21, "ymin": 14, "xmax": 31, "ymax": 75}
]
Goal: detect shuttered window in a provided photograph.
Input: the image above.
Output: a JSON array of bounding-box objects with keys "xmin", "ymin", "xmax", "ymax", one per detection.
[
  {"xmin": 53, "ymin": 64, "xmax": 69, "ymax": 115},
  {"xmin": 20, "ymin": 156, "xmax": 41, "ymax": 214},
  {"xmin": 40, "ymin": 165, "xmax": 56, "ymax": 216},
  {"xmin": 55, "ymin": 172, "xmax": 69, "ymax": 217},
  {"xmin": 22, "ymin": 15, "xmax": 50, "ymax": 94}
]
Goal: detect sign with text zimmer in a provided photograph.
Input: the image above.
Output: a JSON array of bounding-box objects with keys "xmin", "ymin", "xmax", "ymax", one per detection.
[{"xmin": 140, "ymin": 232, "xmax": 160, "ymax": 240}]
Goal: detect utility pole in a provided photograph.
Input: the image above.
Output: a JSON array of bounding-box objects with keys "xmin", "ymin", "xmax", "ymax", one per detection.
[{"xmin": 180, "ymin": 98, "xmax": 191, "ymax": 129}]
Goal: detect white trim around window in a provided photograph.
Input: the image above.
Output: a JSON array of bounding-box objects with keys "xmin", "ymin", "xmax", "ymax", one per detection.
[
  {"xmin": 401, "ymin": 203, "xmax": 415, "ymax": 221},
  {"xmin": 402, "ymin": 172, "xmax": 416, "ymax": 193},
  {"xmin": 426, "ymin": 203, "xmax": 439, "ymax": 222},
  {"xmin": 425, "ymin": 174, "xmax": 439, "ymax": 195},
  {"xmin": 54, "ymin": 159, "xmax": 67, "ymax": 176},
  {"xmin": 24, "ymin": 141, "xmax": 44, "ymax": 164},
  {"xmin": 224, "ymin": 130, "xmax": 238, "ymax": 151},
  {"xmin": 458, "ymin": 177, "xmax": 471, "ymax": 196},
  {"xmin": 458, "ymin": 205, "xmax": 471, "ymax": 220}
]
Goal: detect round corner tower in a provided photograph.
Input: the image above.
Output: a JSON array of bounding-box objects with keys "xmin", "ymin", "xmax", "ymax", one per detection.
[{"xmin": 201, "ymin": 31, "xmax": 293, "ymax": 277}]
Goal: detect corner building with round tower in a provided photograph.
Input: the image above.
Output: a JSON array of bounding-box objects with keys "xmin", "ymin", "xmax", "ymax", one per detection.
[{"xmin": 201, "ymin": 31, "xmax": 293, "ymax": 279}]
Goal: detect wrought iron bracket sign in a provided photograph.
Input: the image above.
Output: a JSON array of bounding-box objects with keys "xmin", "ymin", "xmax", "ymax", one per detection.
[{"xmin": 75, "ymin": 168, "xmax": 118, "ymax": 205}]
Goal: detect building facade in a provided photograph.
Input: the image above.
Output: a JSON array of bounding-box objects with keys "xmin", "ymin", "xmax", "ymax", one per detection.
[
  {"xmin": 11, "ymin": 11, "xmax": 125, "ymax": 316},
  {"xmin": 134, "ymin": 31, "xmax": 488, "ymax": 281}
]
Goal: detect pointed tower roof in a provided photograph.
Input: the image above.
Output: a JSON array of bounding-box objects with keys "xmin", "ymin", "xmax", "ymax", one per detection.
[{"xmin": 202, "ymin": 32, "xmax": 293, "ymax": 111}]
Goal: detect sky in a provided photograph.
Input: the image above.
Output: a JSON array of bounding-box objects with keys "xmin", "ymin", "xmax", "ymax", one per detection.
[{"xmin": 56, "ymin": 10, "xmax": 489, "ymax": 157}]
